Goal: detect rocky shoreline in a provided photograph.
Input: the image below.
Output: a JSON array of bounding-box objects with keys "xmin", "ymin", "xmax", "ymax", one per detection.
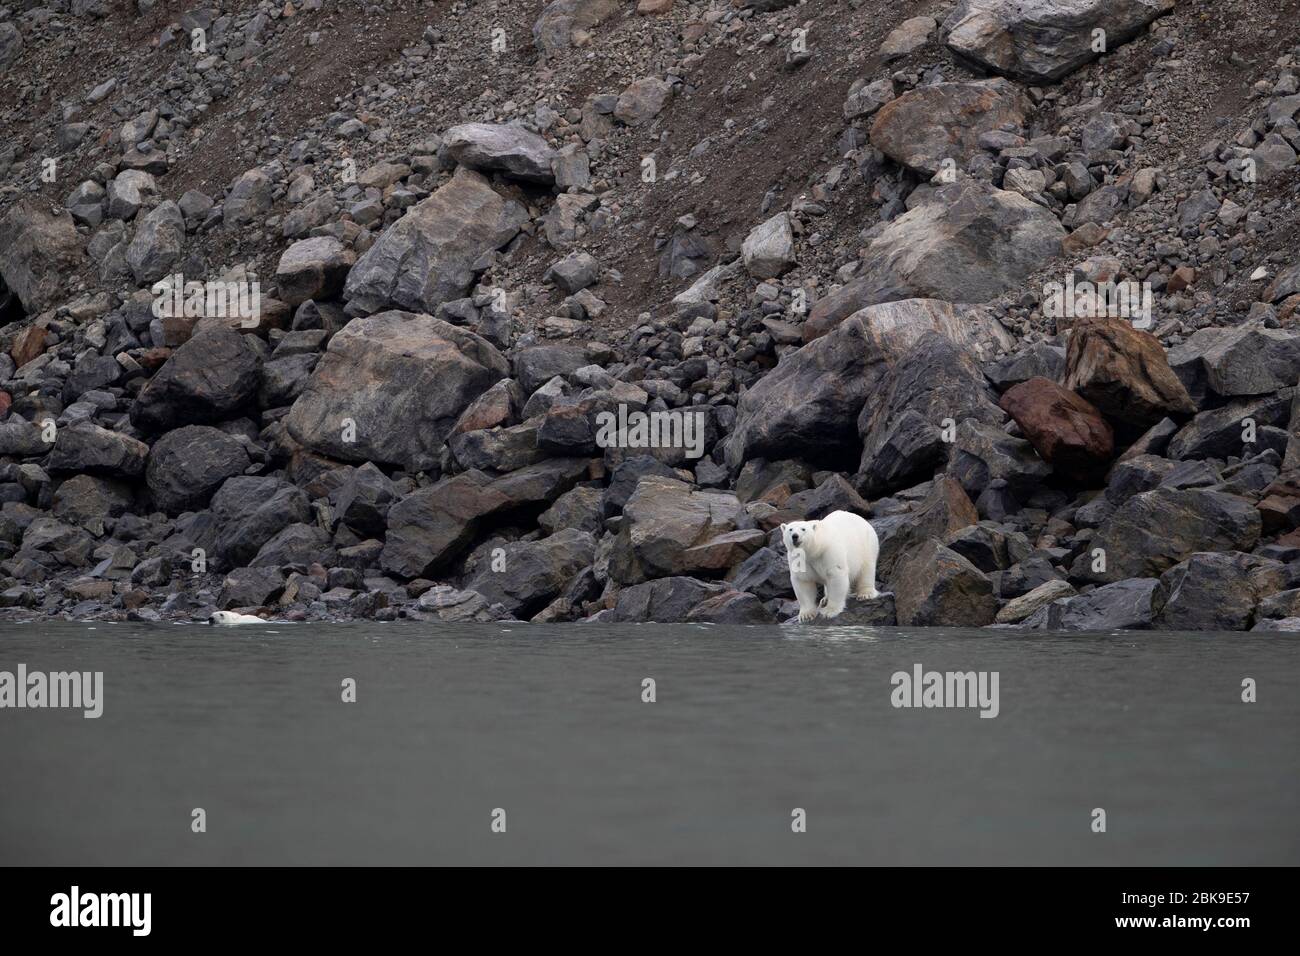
[{"xmin": 1, "ymin": 0, "xmax": 1299, "ymax": 629}]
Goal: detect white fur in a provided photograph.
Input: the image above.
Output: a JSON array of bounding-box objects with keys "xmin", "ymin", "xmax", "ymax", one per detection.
[
  {"xmin": 782, "ymin": 511, "xmax": 880, "ymax": 623},
  {"xmin": 209, "ymin": 611, "xmax": 266, "ymax": 626}
]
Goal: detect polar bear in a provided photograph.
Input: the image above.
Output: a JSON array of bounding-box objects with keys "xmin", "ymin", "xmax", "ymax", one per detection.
[
  {"xmin": 781, "ymin": 511, "xmax": 880, "ymax": 623},
  {"xmin": 209, "ymin": 611, "xmax": 268, "ymax": 626}
]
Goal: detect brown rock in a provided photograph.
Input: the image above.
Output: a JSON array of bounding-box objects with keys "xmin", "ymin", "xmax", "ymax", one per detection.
[
  {"xmin": 10, "ymin": 323, "xmax": 47, "ymax": 367},
  {"xmin": 1063, "ymin": 316, "xmax": 1196, "ymax": 429},
  {"xmin": 1000, "ymin": 376, "xmax": 1113, "ymax": 480}
]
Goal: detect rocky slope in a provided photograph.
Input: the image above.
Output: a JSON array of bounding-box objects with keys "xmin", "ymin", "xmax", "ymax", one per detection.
[{"xmin": 1, "ymin": 0, "xmax": 1299, "ymax": 629}]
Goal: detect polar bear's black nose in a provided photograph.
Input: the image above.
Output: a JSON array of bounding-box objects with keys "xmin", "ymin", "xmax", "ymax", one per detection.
[{"xmin": 791, "ymin": 534, "xmax": 801, "ymax": 545}]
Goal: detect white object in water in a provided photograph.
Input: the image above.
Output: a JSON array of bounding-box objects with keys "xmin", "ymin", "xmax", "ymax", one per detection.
[{"xmin": 209, "ymin": 611, "xmax": 266, "ymax": 626}]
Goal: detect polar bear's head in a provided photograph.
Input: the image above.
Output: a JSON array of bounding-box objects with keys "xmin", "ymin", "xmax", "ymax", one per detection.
[{"xmin": 781, "ymin": 520, "xmax": 818, "ymax": 553}]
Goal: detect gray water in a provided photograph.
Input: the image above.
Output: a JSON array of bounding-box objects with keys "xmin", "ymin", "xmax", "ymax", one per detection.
[{"xmin": 0, "ymin": 622, "xmax": 1297, "ymax": 866}]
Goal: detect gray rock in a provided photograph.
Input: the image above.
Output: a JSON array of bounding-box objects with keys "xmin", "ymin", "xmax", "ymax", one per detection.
[
  {"xmin": 218, "ymin": 566, "xmax": 284, "ymax": 609},
  {"xmin": 741, "ymin": 213, "xmax": 797, "ymax": 279},
  {"xmin": 0, "ymin": 200, "xmax": 85, "ymax": 313},
  {"xmin": 212, "ymin": 475, "xmax": 312, "ymax": 569},
  {"xmin": 47, "ymin": 423, "xmax": 149, "ymax": 478},
  {"xmin": 942, "ymin": 0, "xmax": 1175, "ymax": 83},
  {"xmin": 274, "ymin": 236, "xmax": 356, "ymax": 306},
  {"xmin": 608, "ymin": 476, "xmax": 745, "ymax": 584},
  {"xmin": 1151, "ymin": 552, "xmax": 1282, "ymax": 631},
  {"xmin": 287, "ymin": 311, "xmax": 506, "ymax": 471},
  {"xmin": 893, "ymin": 539, "xmax": 998, "ymax": 626},
  {"xmin": 126, "ymin": 201, "xmax": 185, "ymax": 284},
  {"xmin": 146, "ymin": 425, "xmax": 252, "ymax": 515},
  {"xmin": 343, "ymin": 168, "xmax": 528, "ymax": 316},
  {"xmin": 463, "ymin": 528, "xmax": 596, "ymax": 617},
  {"xmin": 442, "ymin": 123, "xmax": 558, "ymax": 185},
  {"xmin": 1072, "ymin": 488, "xmax": 1261, "ymax": 583},
  {"xmin": 131, "ymin": 329, "xmax": 262, "ymax": 432}
]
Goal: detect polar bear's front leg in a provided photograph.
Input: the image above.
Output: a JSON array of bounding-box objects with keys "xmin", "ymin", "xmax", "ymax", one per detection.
[
  {"xmin": 793, "ymin": 576, "xmax": 820, "ymax": 623},
  {"xmin": 820, "ymin": 566, "xmax": 849, "ymax": 618}
]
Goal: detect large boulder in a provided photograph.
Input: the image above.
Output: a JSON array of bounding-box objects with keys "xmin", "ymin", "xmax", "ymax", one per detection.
[
  {"xmin": 0, "ymin": 200, "xmax": 84, "ymax": 314},
  {"xmin": 379, "ymin": 473, "xmax": 512, "ymax": 579},
  {"xmin": 1071, "ymin": 488, "xmax": 1261, "ymax": 583},
  {"xmin": 1063, "ymin": 316, "xmax": 1196, "ymax": 430},
  {"xmin": 274, "ymin": 236, "xmax": 355, "ymax": 306},
  {"xmin": 126, "ymin": 200, "xmax": 185, "ymax": 284},
  {"xmin": 607, "ymin": 576, "xmax": 727, "ymax": 623},
  {"xmin": 999, "ymin": 377, "xmax": 1113, "ymax": 480},
  {"xmin": 855, "ymin": 330, "xmax": 1005, "ymax": 496},
  {"xmin": 608, "ymin": 476, "xmax": 746, "ymax": 584},
  {"xmin": 1028, "ymin": 578, "xmax": 1157, "ymax": 630},
  {"xmin": 741, "ymin": 213, "xmax": 796, "ymax": 279},
  {"xmin": 46, "ymin": 423, "xmax": 150, "ymax": 478},
  {"xmin": 1168, "ymin": 324, "xmax": 1300, "ymax": 400},
  {"xmin": 729, "ymin": 297, "xmax": 1013, "ymax": 469},
  {"xmin": 1151, "ymin": 552, "xmax": 1284, "ymax": 631},
  {"xmin": 942, "ymin": 0, "xmax": 1175, "ymax": 83},
  {"xmin": 462, "ymin": 528, "xmax": 597, "ymax": 618},
  {"xmin": 211, "ymin": 475, "xmax": 312, "ymax": 569},
  {"xmin": 286, "ymin": 311, "xmax": 508, "ymax": 471},
  {"xmin": 130, "ymin": 328, "xmax": 262, "ymax": 432},
  {"xmin": 893, "ymin": 539, "xmax": 998, "ymax": 626},
  {"xmin": 342, "ymin": 168, "xmax": 528, "ymax": 316},
  {"xmin": 533, "ymin": 0, "xmax": 621, "ymax": 54},
  {"xmin": 869, "ymin": 78, "xmax": 1029, "ymax": 175},
  {"xmin": 806, "ymin": 181, "xmax": 1065, "ymax": 333},
  {"xmin": 441, "ymin": 123, "xmax": 558, "ymax": 185},
  {"xmin": 146, "ymin": 425, "xmax": 251, "ymax": 515}
]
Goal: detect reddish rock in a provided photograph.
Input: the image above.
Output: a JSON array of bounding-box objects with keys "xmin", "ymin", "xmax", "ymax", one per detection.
[
  {"xmin": 1167, "ymin": 265, "xmax": 1196, "ymax": 292},
  {"xmin": 1063, "ymin": 316, "xmax": 1196, "ymax": 430},
  {"xmin": 1257, "ymin": 476, "xmax": 1300, "ymax": 534},
  {"xmin": 0, "ymin": 391, "xmax": 10, "ymax": 418},
  {"xmin": 1000, "ymin": 376, "xmax": 1114, "ymax": 480},
  {"xmin": 10, "ymin": 324, "xmax": 47, "ymax": 367}
]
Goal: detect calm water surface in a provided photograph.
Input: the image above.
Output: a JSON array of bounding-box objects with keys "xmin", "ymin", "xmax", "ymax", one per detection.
[{"xmin": 1, "ymin": 622, "xmax": 1297, "ymax": 865}]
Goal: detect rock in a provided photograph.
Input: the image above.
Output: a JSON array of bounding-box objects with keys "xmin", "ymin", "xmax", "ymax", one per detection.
[
  {"xmin": 1151, "ymin": 552, "xmax": 1280, "ymax": 631},
  {"xmin": 533, "ymin": 0, "xmax": 621, "ymax": 53},
  {"xmin": 0, "ymin": 22, "xmax": 22, "ymax": 69},
  {"xmin": 1168, "ymin": 325, "xmax": 1300, "ymax": 400},
  {"xmin": 441, "ymin": 123, "xmax": 558, "ymax": 185},
  {"xmin": 249, "ymin": 522, "xmax": 335, "ymax": 569},
  {"xmin": 687, "ymin": 589, "xmax": 778, "ymax": 624},
  {"xmin": 332, "ymin": 463, "xmax": 396, "ymax": 538},
  {"xmin": 999, "ymin": 377, "xmax": 1113, "ymax": 480},
  {"xmin": 343, "ymin": 168, "xmax": 528, "ymax": 316},
  {"xmin": 463, "ymin": 528, "xmax": 596, "ymax": 617},
  {"xmin": 105, "ymin": 169, "xmax": 157, "ymax": 220},
  {"xmin": 812, "ymin": 181, "xmax": 1065, "ymax": 327},
  {"xmin": 414, "ymin": 585, "xmax": 512, "ymax": 622},
  {"xmin": 741, "ymin": 213, "xmax": 796, "ymax": 279},
  {"xmin": 146, "ymin": 425, "xmax": 252, "ymax": 515},
  {"xmin": 22, "ymin": 517, "xmax": 95, "ymax": 568},
  {"xmin": 947, "ymin": 418, "xmax": 1052, "ymax": 498},
  {"xmin": 130, "ymin": 329, "xmax": 262, "ymax": 432},
  {"xmin": 893, "ymin": 539, "xmax": 998, "ymax": 626},
  {"xmin": 218, "ymin": 566, "xmax": 284, "ymax": 609},
  {"xmin": 1166, "ymin": 393, "xmax": 1290, "ymax": 461},
  {"xmin": 614, "ymin": 77, "xmax": 672, "ymax": 125},
  {"xmin": 380, "ymin": 473, "xmax": 512, "ymax": 579},
  {"xmin": 211, "ymin": 475, "xmax": 312, "ymax": 569},
  {"xmin": 996, "ymin": 578, "xmax": 1076, "ymax": 623},
  {"xmin": 1072, "ymin": 488, "xmax": 1261, "ymax": 583},
  {"xmin": 47, "ymin": 423, "xmax": 150, "ymax": 478},
  {"xmin": 545, "ymin": 251, "xmax": 601, "ymax": 293},
  {"xmin": 287, "ymin": 311, "xmax": 508, "ymax": 471},
  {"xmin": 126, "ymin": 201, "xmax": 185, "ymax": 284},
  {"xmin": 730, "ymin": 298, "xmax": 1013, "ymax": 468},
  {"xmin": 224, "ymin": 168, "xmax": 273, "ymax": 225},
  {"xmin": 728, "ymin": 546, "xmax": 795, "ymax": 600},
  {"xmin": 0, "ymin": 200, "xmax": 85, "ymax": 314},
  {"xmin": 66, "ymin": 181, "xmax": 105, "ymax": 227},
  {"xmin": 1063, "ymin": 317, "xmax": 1196, "ymax": 430},
  {"xmin": 608, "ymin": 476, "xmax": 745, "ymax": 584},
  {"xmin": 803, "ymin": 592, "xmax": 897, "ymax": 625},
  {"xmin": 608, "ymin": 576, "xmax": 726, "ymax": 623},
  {"xmin": 869, "ymin": 78, "xmax": 1029, "ymax": 175},
  {"xmin": 842, "ymin": 77, "xmax": 896, "ymax": 120},
  {"xmin": 879, "ymin": 476, "xmax": 980, "ymax": 578},
  {"xmin": 942, "ymin": 0, "xmax": 1175, "ymax": 83},
  {"xmin": 679, "ymin": 528, "xmax": 768, "ymax": 575},
  {"xmin": 274, "ymin": 236, "xmax": 356, "ymax": 306},
  {"xmin": 1035, "ymin": 578, "xmax": 1157, "ymax": 630},
  {"xmin": 52, "ymin": 475, "xmax": 133, "ymax": 537},
  {"xmin": 856, "ymin": 331, "xmax": 1005, "ymax": 496},
  {"xmin": 879, "ymin": 15, "xmax": 936, "ymax": 59}
]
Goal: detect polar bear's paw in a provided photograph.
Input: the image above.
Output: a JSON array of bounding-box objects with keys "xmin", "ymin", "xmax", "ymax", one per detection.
[
  {"xmin": 798, "ymin": 607, "xmax": 818, "ymax": 623},
  {"xmin": 854, "ymin": 587, "xmax": 880, "ymax": 600}
]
